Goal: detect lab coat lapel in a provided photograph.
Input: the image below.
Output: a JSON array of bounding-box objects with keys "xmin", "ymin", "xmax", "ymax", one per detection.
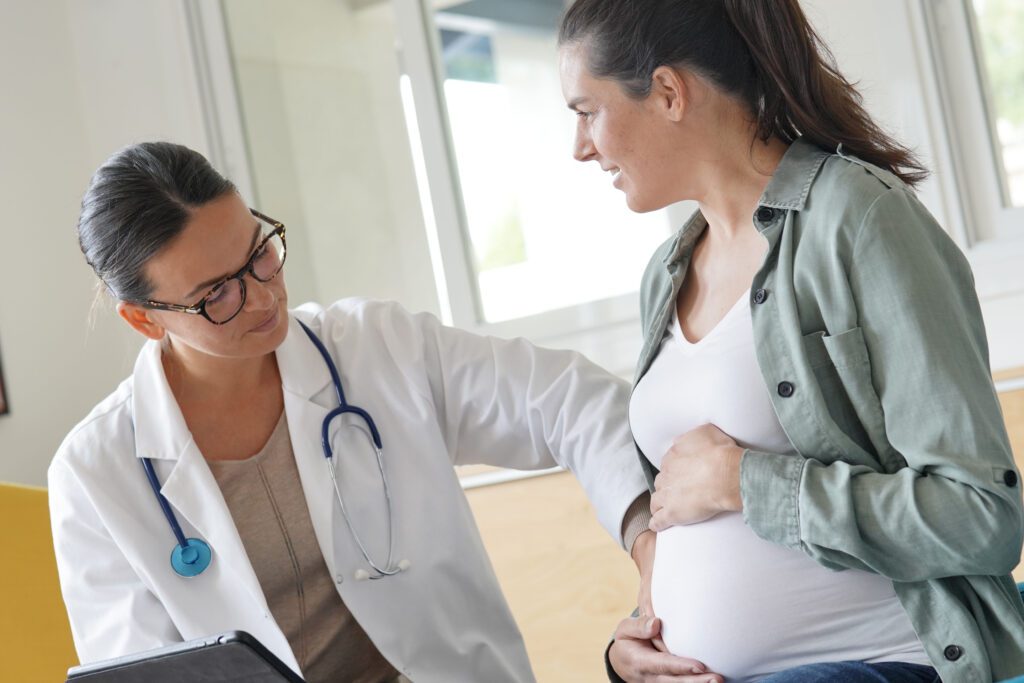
[
  {"xmin": 277, "ymin": 314, "xmax": 339, "ymax": 578},
  {"xmin": 130, "ymin": 338, "xmax": 269, "ymax": 613},
  {"xmin": 157, "ymin": 441, "xmax": 270, "ymax": 612},
  {"xmin": 131, "ymin": 340, "xmax": 191, "ymax": 463}
]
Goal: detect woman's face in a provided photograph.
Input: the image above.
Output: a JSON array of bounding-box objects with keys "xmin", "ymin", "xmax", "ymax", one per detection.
[
  {"xmin": 559, "ymin": 43, "xmax": 686, "ymax": 213},
  {"xmin": 137, "ymin": 192, "xmax": 290, "ymax": 360}
]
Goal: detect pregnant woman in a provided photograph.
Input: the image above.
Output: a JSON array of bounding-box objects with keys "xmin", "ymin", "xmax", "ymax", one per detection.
[{"xmin": 557, "ymin": 0, "xmax": 1024, "ymax": 681}]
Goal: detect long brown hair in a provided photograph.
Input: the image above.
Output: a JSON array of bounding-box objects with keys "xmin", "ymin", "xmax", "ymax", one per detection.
[{"xmin": 559, "ymin": 0, "xmax": 928, "ymax": 186}]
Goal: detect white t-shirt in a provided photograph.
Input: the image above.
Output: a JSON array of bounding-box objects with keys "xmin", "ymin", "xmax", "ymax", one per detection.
[{"xmin": 629, "ymin": 292, "xmax": 930, "ymax": 682}]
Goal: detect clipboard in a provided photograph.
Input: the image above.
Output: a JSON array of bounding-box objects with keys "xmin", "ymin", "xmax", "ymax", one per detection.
[{"xmin": 65, "ymin": 631, "xmax": 305, "ymax": 682}]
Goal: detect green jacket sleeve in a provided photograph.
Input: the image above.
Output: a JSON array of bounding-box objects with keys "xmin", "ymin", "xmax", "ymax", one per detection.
[{"xmin": 742, "ymin": 187, "xmax": 1024, "ymax": 582}]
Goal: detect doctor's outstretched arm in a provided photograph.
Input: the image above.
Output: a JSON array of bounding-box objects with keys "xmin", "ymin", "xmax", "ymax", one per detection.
[{"xmin": 381, "ymin": 301, "xmax": 648, "ymax": 547}]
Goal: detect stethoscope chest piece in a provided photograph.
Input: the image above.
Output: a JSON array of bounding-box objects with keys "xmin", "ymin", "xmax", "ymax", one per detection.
[{"xmin": 170, "ymin": 538, "xmax": 213, "ymax": 578}]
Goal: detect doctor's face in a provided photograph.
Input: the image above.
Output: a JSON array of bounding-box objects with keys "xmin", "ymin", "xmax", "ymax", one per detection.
[{"xmin": 137, "ymin": 192, "xmax": 290, "ymax": 360}]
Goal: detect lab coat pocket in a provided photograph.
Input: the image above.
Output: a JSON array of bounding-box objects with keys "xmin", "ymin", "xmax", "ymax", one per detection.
[{"xmin": 821, "ymin": 327, "xmax": 904, "ymax": 473}]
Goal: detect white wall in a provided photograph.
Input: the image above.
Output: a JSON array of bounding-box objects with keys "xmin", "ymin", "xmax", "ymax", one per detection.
[{"xmin": 0, "ymin": 0, "xmax": 209, "ymax": 487}]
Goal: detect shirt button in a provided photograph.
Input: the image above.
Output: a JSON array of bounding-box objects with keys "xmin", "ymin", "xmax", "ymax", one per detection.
[
  {"xmin": 943, "ymin": 644, "xmax": 964, "ymax": 661},
  {"xmin": 777, "ymin": 381, "xmax": 795, "ymax": 398},
  {"xmin": 335, "ymin": 574, "xmax": 344, "ymax": 585},
  {"xmin": 1005, "ymin": 470, "xmax": 1019, "ymax": 487},
  {"xmin": 755, "ymin": 207, "xmax": 776, "ymax": 223},
  {"xmin": 752, "ymin": 288, "xmax": 769, "ymax": 305}
]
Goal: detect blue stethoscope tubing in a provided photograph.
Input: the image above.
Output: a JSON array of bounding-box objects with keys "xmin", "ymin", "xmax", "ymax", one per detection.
[
  {"xmin": 141, "ymin": 319, "xmax": 407, "ymax": 581},
  {"xmin": 141, "ymin": 458, "xmax": 213, "ymax": 578}
]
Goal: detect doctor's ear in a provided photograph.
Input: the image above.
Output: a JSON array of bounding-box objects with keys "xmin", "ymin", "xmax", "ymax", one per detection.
[{"xmin": 117, "ymin": 302, "xmax": 167, "ymax": 341}]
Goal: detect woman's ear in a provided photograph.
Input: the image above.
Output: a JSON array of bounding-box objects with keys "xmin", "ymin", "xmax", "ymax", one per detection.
[
  {"xmin": 117, "ymin": 302, "xmax": 166, "ymax": 341},
  {"xmin": 650, "ymin": 65, "xmax": 689, "ymax": 122}
]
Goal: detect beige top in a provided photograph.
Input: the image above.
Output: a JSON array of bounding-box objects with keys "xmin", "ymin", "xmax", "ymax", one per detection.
[{"xmin": 209, "ymin": 415, "xmax": 399, "ymax": 683}]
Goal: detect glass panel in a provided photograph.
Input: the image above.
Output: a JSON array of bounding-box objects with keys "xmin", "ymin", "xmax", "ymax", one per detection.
[
  {"xmin": 431, "ymin": 1, "xmax": 673, "ymax": 323},
  {"xmin": 220, "ymin": 0, "xmax": 441, "ymax": 316},
  {"xmin": 972, "ymin": 0, "xmax": 1024, "ymax": 207}
]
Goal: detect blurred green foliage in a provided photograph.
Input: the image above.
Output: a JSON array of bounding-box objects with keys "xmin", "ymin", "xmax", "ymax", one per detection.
[
  {"xmin": 975, "ymin": 0, "xmax": 1024, "ymax": 127},
  {"xmin": 477, "ymin": 202, "xmax": 527, "ymax": 271}
]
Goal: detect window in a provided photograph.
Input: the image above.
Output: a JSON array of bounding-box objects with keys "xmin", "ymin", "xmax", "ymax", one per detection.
[
  {"xmin": 422, "ymin": 3, "xmax": 675, "ymax": 325},
  {"xmin": 972, "ymin": 0, "xmax": 1024, "ymax": 208},
  {"xmin": 212, "ymin": 0, "xmax": 442, "ymax": 318},
  {"xmin": 391, "ymin": 0, "xmax": 694, "ymax": 350},
  {"xmin": 923, "ymin": 0, "xmax": 1024, "ymax": 247},
  {"xmin": 195, "ymin": 0, "xmax": 694, "ymax": 372}
]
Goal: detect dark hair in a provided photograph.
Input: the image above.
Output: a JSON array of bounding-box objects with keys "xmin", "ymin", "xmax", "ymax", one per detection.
[
  {"xmin": 78, "ymin": 142, "xmax": 236, "ymax": 302},
  {"xmin": 559, "ymin": 0, "xmax": 928, "ymax": 186}
]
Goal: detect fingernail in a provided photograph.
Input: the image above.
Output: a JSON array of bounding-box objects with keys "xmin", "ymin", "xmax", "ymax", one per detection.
[
  {"xmin": 645, "ymin": 618, "xmax": 655, "ymax": 631},
  {"xmin": 690, "ymin": 666, "xmax": 705, "ymax": 674}
]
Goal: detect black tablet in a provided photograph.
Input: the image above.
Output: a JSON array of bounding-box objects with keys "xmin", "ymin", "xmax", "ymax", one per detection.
[{"xmin": 65, "ymin": 631, "xmax": 305, "ymax": 682}]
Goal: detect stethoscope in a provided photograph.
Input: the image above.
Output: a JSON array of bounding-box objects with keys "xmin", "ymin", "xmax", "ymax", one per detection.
[{"xmin": 141, "ymin": 319, "xmax": 410, "ymax": 581}]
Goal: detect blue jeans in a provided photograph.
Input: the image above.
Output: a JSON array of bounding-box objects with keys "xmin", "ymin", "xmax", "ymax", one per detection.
[{"xmin": 759, "ymin": 661, "xmax": 939, "ymax": 682}]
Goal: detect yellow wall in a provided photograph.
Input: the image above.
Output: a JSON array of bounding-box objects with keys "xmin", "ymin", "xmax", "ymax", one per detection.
[{"xmin": 0, "ymin": 483, "xmax": 78, "ymax": 682}]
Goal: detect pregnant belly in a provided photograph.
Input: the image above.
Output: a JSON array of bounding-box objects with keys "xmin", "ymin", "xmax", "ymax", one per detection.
[{"xmin": 651, "ymin": 513, "xmax": 919, "ymax": 682}]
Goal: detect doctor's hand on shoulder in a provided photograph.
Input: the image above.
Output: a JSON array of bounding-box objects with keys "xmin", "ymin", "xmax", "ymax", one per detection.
[{"xmin": 649, "ymin": 424, "xmax": 744, "ymax": 532}]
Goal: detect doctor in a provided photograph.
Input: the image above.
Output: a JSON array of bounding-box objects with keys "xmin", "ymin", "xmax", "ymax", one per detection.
[{"xmin": 49, "ymin": 142, "xmax": 652, "ymax": 683}]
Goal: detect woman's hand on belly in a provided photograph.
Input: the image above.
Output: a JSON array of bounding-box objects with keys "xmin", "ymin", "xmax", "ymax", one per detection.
[
  {"xmin": 609, "ymin": 615, "xmax": 723, "ymax": 683},
  {"xmin": 650, "ymin": 424, "xmax": 743, "ymax": 532}
]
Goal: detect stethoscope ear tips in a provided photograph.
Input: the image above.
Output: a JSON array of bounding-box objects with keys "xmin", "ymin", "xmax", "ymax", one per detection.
[
  {"xmin": 398, "ymin": 559, "xmax": 411, "ymax": 571},
  {"xmin": 354, "ymin": 569, "xmax": 371, "ymax": 582}
]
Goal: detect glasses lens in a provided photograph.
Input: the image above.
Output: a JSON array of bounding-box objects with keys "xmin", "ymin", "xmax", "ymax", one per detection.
[
  {"xmin": 203, "ymin": 278, "xmax": 245, "ymax": 323},
  {"xmin": 252, "ymin": 231, "xmax": 286, "ymax": 282}
]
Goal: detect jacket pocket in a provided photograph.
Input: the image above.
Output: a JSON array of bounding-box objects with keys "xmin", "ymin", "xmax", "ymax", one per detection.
[
  {"xmin": 803, "ymin": 329, "xmax": 877, "ymax": 462},
  {"xmin": 821, "ymin": 327, "xmax": 905, "ymax": 473}
]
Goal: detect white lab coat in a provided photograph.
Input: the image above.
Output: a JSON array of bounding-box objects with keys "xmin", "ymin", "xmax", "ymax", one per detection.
[{"xmin": 49, "ymin": 299, "xmax": 647, "ymax": 682}]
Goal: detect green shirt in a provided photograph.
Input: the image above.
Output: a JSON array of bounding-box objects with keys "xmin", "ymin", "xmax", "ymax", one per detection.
[{"xmin": 634, "ymin": 138, "xmax": 1024, "ymax": 681}]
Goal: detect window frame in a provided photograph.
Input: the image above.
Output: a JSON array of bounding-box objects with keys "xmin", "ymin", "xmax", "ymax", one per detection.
[
  {"xmin": 182, "ymin": 0, "xmax": 257, "ymax": 207},
  {"xmin": 918, "ymin": 0, "xmax": 1024, "ymax": 300}
]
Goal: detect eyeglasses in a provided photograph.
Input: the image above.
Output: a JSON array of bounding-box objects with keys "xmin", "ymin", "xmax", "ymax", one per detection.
[{"xmin": 140, "ymin": 209, "xmax": 287, "ymax": 325}]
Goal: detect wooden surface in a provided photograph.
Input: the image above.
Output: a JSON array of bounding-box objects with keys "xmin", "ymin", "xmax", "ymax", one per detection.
[
  {"xmin": 994, "ymin": 366, "xmax": 1024, "ymax": 383},
  {"xmin": 464, "ymin": 471, "xmax": 637, "ymax": 683},
  {"xmin": 455, "ymin": 463, "xmax": 501, "ymax": 479}
]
